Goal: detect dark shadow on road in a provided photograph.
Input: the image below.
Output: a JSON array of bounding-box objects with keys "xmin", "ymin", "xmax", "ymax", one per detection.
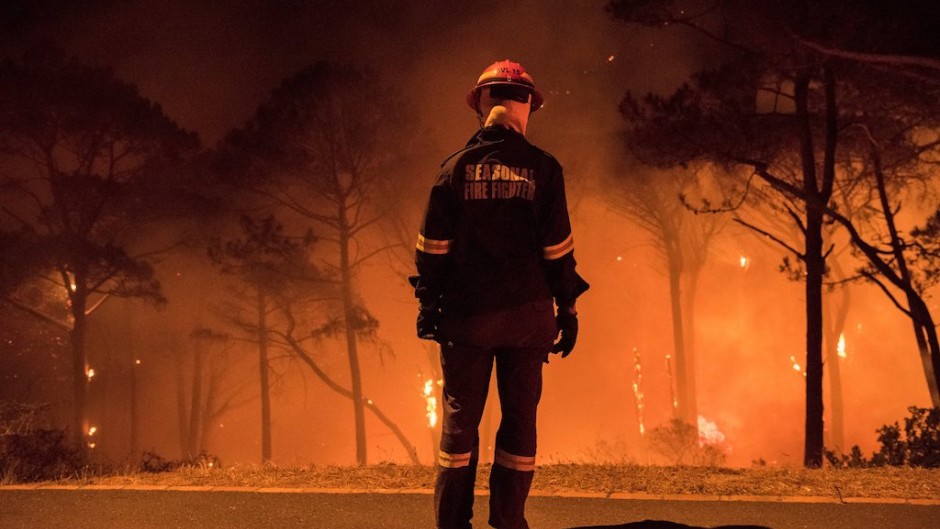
[{"xmin": 567, "ymin": 521, "xmax": 773, "ymax": 529}]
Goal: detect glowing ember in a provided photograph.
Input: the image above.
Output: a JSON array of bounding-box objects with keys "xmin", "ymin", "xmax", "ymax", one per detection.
[
  {"xmin": 135, "ymin": 359, "xmax": 141, "ymax": 365},
  {"xmin": 87, "ymin": 426, "xmax": 97, "ymax": 436},
  {"xmin": 837, "ymin": 333, "xmax": 847, "ymax": 358},
  {"xmin": 88, "ymin": 442, "xmax": 96, "ymax": 449},
  {"xmin": 739, "ymin": 255, "xmax": 749, "ymax": 269},
  {"xmin": 607, "ymin": 55, "xmax": 615, "ymax": 62},
  {"xmin": 789, "ymin": 355, "xmax": 807, "ymax": 377},
  {"xmin": 85, "ymin": 367, "xmax": 95, "ymax": 381},
  {"xmin": 697, "ymin": 415, "xmax": 726, "ymax": 447},
  {"xmin": 423, "ymin": 379, "xmax": 439, "ymax": 429}
]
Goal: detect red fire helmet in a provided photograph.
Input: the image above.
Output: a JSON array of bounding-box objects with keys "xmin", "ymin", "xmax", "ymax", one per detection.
[{"xmin": 466, "ymin": 59, "xmax": 544, "ymax": 113}]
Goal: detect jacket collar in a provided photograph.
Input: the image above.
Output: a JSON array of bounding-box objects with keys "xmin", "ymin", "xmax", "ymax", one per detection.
[{"xmin": 467, "ymin": 125, "xmax": 526, "ymax": 147}]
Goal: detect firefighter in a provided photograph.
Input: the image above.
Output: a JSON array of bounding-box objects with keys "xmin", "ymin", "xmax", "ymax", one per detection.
[{"xmin": 411, "ymin": 59, "xmax": 589, "ymax": 529}]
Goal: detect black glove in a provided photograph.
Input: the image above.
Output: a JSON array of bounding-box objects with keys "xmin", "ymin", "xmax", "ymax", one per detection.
[
  {"xmin": 552, "ymin": 306, "xmax": 578, "ymax": 358},
  {"xmin": 417, "ymin": 302, "xmax": 442, "ymax": 342},
  {"xmin": 410, "ymin": 275, "xmax": 443, "ymax": 342}
]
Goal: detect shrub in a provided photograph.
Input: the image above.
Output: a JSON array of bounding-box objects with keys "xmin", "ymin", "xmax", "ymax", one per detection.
[
  {"xmin": 0, "ymin": 401, "xmax": 87, "ymax": 483},
  {"xmin": 648, "ymin": 417, "xmax": 727, "ymax": 466},
  {"xmin": 825, "ymin": 406, "xmax": 940, "ymax": 468},
  {"xmin": 138, "ymin": 451, "xmax": 179, "ymax": 473},
  {"xmin": 2, "ymin": 428, "xmax": 86, "ymax": 482},
  {"xmin": 138, "ymin": 451, "xmax": 222, "ymax": 473}
]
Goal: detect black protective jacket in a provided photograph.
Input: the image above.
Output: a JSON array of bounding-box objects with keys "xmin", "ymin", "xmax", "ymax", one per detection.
[{"xmin": 414, "ymin": 125, "xmax": 588, "ymax": 317}]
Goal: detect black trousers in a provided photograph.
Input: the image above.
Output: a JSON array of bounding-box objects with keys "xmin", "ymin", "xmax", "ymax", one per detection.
[{"xmin": 434, "ymin": 300, "xmax": 556, "ymax": 529}]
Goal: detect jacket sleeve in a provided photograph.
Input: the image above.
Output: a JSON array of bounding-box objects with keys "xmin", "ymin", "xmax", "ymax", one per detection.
[
  {"xmin": 411, "ymin": 176, "xmax": 457, "ymax": 306},
  {"xmin": 539, "ymin": 163, "xmax": 589, "ymax": 308}
]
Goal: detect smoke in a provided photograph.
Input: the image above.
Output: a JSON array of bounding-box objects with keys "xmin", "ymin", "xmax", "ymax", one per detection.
[{"xmin": 1, "ymin": 0, "xmax": 932, "ymax": 467}]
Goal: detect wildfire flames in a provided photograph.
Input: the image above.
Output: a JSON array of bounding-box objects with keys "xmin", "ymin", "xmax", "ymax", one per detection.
[
  {"xmin": 631, "ymin": 347, "xmax": 645, "ymax": 435},
  {"xmin": 423, "ymin": 379, "xmax": 439, "ymax": 429}
]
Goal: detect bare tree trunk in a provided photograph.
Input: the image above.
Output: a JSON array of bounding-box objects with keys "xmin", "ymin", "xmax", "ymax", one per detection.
[
  {"xmin": 803, "ymin": 217, "xmax": 826, "ymax": 468},
  {"xmin": 258, "ymin": 290, "xmax": 273, "ymax": 463},
  {"xmin": 683, "ymin": 262, "xmax": 702, "ymax": 427},
  {"xmin": 796, "ymin": 70, "xmax": 826, "ymax": 468},
  {"xmin": 200, "ymin": 364, "xmax": 220, "ymax": 454},
  {"xmin": 174, "ymin": 348, "xmax": 189, "ymax": 458},
  {"xmin": 339, "ymin": 203, "xmax": 367, "ymax": 466},
  {"xmin": 823, "ymin": 258, "xmax": 849, "ymax": 452},
  {"xmin": 67, "ymin": 276, "xmax": 89, "ymax": 451},
  {"xmin": 187, "ymin": 343, "xmax": 204, "ymax": 459},
  {"xmin": 869, "ymin": 143, "xmax": 940, "ymax": 407},
  {"xmin": 909, "ymin": 298, "xmax": 940, "ymax": 407},
  {"xmin": 130, "ymin": 357, "xmax": 139, "ymax": 458},
  {"xmin": 666, "ymin": 247, "xmax": 693, "ymax": 427}
]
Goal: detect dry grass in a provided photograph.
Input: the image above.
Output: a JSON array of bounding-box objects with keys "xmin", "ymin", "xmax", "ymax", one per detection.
[
  {"xmin": 27, "ymin": 463, "xmax": 940, "ymax": 499},
  {"xmin": 533, "ymin": 464, "xmax": 940, "ymax": 499}
]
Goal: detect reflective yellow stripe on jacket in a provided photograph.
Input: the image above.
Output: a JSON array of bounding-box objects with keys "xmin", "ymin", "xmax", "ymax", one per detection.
[
  {"xmin": 542, "ymin": 233, "xmax": 574, "ymax": 260},
  {"xmin": 417, "ymin": 234, "xmax": 453, "ymax": 255}
]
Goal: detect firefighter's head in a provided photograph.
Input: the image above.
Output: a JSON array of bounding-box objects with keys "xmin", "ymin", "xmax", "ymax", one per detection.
[{"xmin": 467, "ymin": 59, "xmax": 543, "ymax": 134}]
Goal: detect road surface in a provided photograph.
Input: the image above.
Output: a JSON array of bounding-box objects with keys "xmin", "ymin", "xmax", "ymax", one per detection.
[{"xmin": 1, "ymin": 488, "xmax": 937, "ymax": 528}]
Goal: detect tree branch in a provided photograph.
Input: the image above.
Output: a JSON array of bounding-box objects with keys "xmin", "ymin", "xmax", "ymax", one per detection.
[
  {"xmin": 732, "ymin": 217, "xmax": 804, "ymax": 259},
  {"xmin": 1, "ymin": 296, "xmax": 71, "ymax": 330}
]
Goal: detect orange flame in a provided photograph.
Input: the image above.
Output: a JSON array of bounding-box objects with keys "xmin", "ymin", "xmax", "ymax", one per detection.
[{"xmin": 423, "ymin": 379, "xmax": 439, "ymax": 429}]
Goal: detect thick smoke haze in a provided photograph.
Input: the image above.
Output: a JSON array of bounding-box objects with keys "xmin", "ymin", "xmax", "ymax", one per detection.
[{"xmin": 1, "ymin": 0, "xmax": 932, "ymax": 467}]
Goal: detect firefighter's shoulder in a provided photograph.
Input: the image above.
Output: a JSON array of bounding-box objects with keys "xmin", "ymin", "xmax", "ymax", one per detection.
[
  {"xmin": 438, "ymin": 147, "xmax": 463, "ymax": 168},
  {"xmin": 441, "ymin": 137, "xmax": 480, "ymax": 167},
  {"xmin": 526, "ymin": 142, "xmax": 562, "ymax": 170}
]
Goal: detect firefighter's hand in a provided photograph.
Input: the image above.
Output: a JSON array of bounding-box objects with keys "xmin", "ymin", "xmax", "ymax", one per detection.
[
  {"xmin": 416, "ymin": 303, "xmax": 442, "ymax": 342},
  {"xmin": 552, "ymin": 306, "xmax": 578, "ymax": 358}
]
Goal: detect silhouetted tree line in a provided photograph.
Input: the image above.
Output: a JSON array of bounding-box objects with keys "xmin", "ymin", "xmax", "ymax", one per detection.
[
  {"xmin": 0, "ymin": 43, "xmax": 424, "ymax": 466},
  {"xmin": 608, "ymin": 0, "xmax": 940, "ymax": 467},
  {"xmin": 3, "ymin": 0, "xmax": 940, "ymax": 472}
]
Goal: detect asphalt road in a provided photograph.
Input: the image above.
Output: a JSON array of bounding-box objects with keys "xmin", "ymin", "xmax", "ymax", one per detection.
[{"xmin": 0, "ymin": 489, "xmax": 937, "ymax": 529}]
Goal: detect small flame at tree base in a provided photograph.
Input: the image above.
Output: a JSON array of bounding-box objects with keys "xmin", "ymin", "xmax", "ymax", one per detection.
[
  {"xmin": 422, "ymin": 379, "xmax": 440, "ymax": 429},
  {"xmin": 697, "ymin": 415, "xmax": 726, "ymax": 448}
]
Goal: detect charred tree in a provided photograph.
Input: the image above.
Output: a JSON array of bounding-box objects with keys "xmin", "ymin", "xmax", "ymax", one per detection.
[
  {"xmin": 608, "ymin": 0, "xmax": 940, "ymax": 467},
  {"xmin": 218, "ymin": 63, "xmax": 416, "ymax": 465},
  {"xmin": 208, "ymin": 215, "xmax": 319, "ymax": 464},
  {"xmin": 0, "ymin": 45, "xmax": 198, "ymax": 449},
  {"xmin": 174, "ymin": 327, "xmax": 249, "ymax": 460},
  {"xmin": 607, "ymin": 164, "xmax": 723, "ymax": 427},
  {"xmin": 823, "ymin": 256, "xmax": 850, "ymax": 452}
]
